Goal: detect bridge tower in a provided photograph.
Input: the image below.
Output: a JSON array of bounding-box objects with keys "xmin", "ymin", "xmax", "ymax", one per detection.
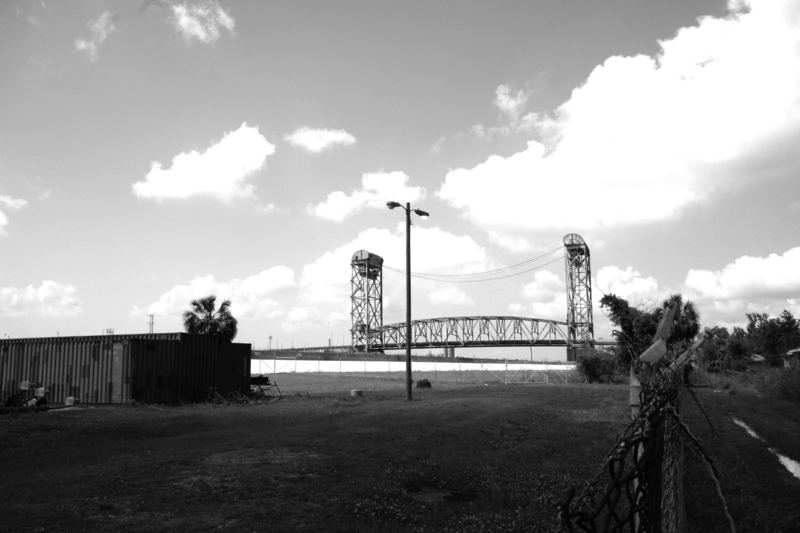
[
  {"xmin": 350, "ymin": 250, "xmax": 384, "ymax": 351},
  {"xmin": 563, "ymin": 234, "xmax": 594, "ymax": 361}
]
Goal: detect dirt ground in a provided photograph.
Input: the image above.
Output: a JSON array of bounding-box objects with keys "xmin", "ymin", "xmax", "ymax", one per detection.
[
  {"xmin": 2, "ymin": 375, "xmax": 798, "ymax": 532},
  {"xmin": 1, "ymin": 379, "xmax": 627, "ymax": 532}
]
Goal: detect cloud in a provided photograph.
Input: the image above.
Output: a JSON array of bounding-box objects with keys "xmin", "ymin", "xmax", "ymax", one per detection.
[
  {"xmin": 284, "ymin": 127, "xmax": 357, "ymax": 153},
  {"xmin": 683, "ymin": 246, "xmax": 800, "ymax": 325},
  {"xmin": 132, "ymin": 123, "xmax": 275, "ymax": 202},
  {"xmin": 0, "ymin": 281, "xmax": 83, "ymax": 318},
  {"xmin": 438, "ymin": 0, "xmax": 800, "ymax": 238},
  {"xmin": 0, "ymin": 194, "xmax": 27, "ymax": 234},
  {"xmin": 134, "ymin": 266, "xmax": 295, "ymax": 321},
  {"xmin": 309, "ymin": 171, "xmax": 425, "ymax": 222},
  {"xmin": 432, "ymin": 83, "xmax": 539, "ymax": 152},
  {"xmin": 429, "ymin": 287, "xmax": 474, "ymax": 307},
  {"xmin": 283, "ymin": 226, "xmax": 489, "ymax": 331},
  {"xmin": 493, "ymin": 84, "xmax": 538, "ymax": 130},
  {"xmin": 508, "ymin": 270, "xmax": 566, "ymax": 321},
  {"xmin": 685, "ymin": 247, "xmax": 800, "ymax": 300},
  {"xmin": 74, "ymin": 11, "xmax": 117, "ymax": 61},
  {"xmin": 596, "ymin": 266, "xmax": 668, "ymax": 306},
  {"xmin": 170, "ymin": 1, "xmax": 235, "ymax": 44}
]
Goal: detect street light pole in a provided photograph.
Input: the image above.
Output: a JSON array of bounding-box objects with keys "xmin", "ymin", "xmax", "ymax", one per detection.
[
  {"xmin": 387, "ymin": 200, "xmax": 429, "ymax": 401},
  {"xmin": 405, "ymin": 201, "xmax": 412, "ymax": 401}
]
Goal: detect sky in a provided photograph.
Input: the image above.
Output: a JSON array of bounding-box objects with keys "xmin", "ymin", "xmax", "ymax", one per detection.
[{"xmin": 2, "ymin": 0, "xmax": 800, "ymax": 352}]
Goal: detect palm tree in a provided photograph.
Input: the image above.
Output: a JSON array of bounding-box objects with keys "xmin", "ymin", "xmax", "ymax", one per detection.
[{"xmin": 182, "ymin": 295, "xmax": 238, "ymax": 341}]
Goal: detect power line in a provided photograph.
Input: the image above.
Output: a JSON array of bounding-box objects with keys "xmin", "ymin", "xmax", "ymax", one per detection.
[
  {"xmin": 384, "ymin": 249, "xmax": 564, "ymax": 284},
  {"xmin": 400, "ymin": 245, "xmax": 563, "ymax": 279}
]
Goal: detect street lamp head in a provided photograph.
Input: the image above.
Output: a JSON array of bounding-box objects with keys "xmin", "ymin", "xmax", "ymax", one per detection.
[
  {"xmin": 413, "ymin": 209, "xmax": 430, "ymax": 219},
  {"xmin": 386, "ymin": 201, "xmax": 402, "ymax": 210}
]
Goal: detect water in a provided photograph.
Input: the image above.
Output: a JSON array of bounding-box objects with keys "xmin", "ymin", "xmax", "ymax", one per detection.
[{"xmin": 732, "ymin": 418, "xmax": 800, "ymax": 481}]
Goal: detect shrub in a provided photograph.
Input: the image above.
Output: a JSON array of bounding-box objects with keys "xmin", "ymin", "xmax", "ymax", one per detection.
[
  {"xmin": 577, "ymin": 350, "xmax": 618, "ymax": 383},
  {"xmin": 759, "ymin": 364, "xmax": 800, "ymax": 402}
]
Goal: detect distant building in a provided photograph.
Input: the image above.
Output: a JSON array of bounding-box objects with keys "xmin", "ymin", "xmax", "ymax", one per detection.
[{"xmin": 785, "ymin": 348, "xmax": 800, "ymax": 368}]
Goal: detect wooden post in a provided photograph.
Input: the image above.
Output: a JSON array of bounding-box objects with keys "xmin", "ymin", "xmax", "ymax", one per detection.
[{"xmin": 629, "ymin": 366, "xmax": 641, "ymax": 418}]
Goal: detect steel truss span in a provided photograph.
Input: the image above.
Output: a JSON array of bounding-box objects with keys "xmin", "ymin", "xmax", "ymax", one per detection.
[{"xmin": 374, "ymin": 316, "xmax": 568, "ymax": 351}]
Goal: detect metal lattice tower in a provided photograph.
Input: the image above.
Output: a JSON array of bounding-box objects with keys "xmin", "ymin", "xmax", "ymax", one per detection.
[
  {"xmin": 350, "ymin": 250, "xmax": 384, "ymax": 351},
  {"xmin": 563, "ymin": 233, "xmax": 594, "ymax": 360}
]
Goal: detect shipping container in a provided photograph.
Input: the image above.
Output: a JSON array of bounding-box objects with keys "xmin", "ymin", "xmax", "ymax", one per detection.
[{"xmin": 0, "ymin": 333, "xmax": 250, "ymax": 405}]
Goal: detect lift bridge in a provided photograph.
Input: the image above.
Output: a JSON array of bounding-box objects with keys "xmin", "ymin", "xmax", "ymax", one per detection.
[{"xmin": 351, "ymin": 233, "xmax": 594, "ymax": 361}]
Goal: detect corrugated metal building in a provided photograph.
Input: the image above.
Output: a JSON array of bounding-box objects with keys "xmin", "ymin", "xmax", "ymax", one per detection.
[{"xmin": 0, "ymin": 333, "xmax": 250, "ymax": 404}]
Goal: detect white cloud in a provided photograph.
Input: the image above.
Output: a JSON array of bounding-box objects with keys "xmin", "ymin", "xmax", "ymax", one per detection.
[
  {"xmin": 283, "ymin": 226, "xmax": 489, "ymax": 331},
  {"xmin": 683, "ymin": 246, "xmax": 800, "ymax": 325},
  {"xmin": 685, "ymin": 247, "xmax": 800, "ymax": 300},
  {"xmin": 494, "ymin": 84, "xmax": 530, "ymax": 125},
  {"xmin": 438, "ymin": 0, "xmax": 800, "ymax": 236},
  {"xmin": 508, "ymin": 270, "xmax": 566, "ymax": 321},
  {"xmin": 132, "ymin": 123, "xmax": 275, "ymax": 202},
  {"xmin": 0, "ymin": 281, "xmax": 83, "ymax": 318},
  {"xmin": 134, "ymin": 266, "xmax": 295, "ymax": 322},
  {"xmin": 74, "ymin": 11, "xmax": 117, "ymax": 61},
  {"xmin": 435, "ymin": 84, "xmax": 539, "ymax": 152},
  {"xmin": 0, "ymin": 194, "xmax": 27, "ymax": 234},
  {"xmin": 429, "ymin": 287, "xmax": 474, "ymax": 307},
  {"xmin": 284, "ymin": 127, "xmax": 357, "ymax": 153},
  {"xmin": 487, "ymin": 231, "xmax": 535, "ymax": 253},
  {"xmin": 170, "ymin": 1, "xmax": 235, "ymax": 44},
  {"xmin": 596, "ymin": 265, "xmax": 668, "ymax": 307},
  {"xmin": 309, "ymin": 171, "xmax": 425, "ymax": 222}
]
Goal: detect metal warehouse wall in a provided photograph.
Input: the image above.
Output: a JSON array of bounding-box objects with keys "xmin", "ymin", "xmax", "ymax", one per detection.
[
  {"xmin": 0, "ymin": 334, "xmax": 251, "ymax": 404},
  {"xmin": 129, "ymin": 336, "xmax": 250, "ymax": 403}
]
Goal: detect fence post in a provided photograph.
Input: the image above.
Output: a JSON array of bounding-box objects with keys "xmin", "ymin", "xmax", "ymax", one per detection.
[{"xmin": 661, "ymin": 407, "xmax": 685, "ymax": 532}]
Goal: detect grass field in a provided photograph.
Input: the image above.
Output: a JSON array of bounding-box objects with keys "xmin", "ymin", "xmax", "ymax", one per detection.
[{"xmin": 1, "ymin": 374, "xmax": 798, "ymax": 532}]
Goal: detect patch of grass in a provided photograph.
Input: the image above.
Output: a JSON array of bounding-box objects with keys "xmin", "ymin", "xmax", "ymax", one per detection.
[
  {"xmin": 0, "ymin": 381, "xmax": 624, "ymax": 532},
  {"xmin": 2, "ymin": 376, "xmax": 797, "ymax": 532},
  {"xmin": 682, "ymin": 387, "xmax": 800, "ymax": 532}
]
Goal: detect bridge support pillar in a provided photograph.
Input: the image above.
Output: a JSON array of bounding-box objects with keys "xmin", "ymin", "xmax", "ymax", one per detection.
[
  {"xmin": 564, "ymin": 234, "xmax": 594, "ymax": 361},
  {"xmin": 350, "ymin": 250, "xmax": 384, "ymax": 351},
  {"xmin": 443, "ymin": 346, "xmax": 455, "ymax": 358}
]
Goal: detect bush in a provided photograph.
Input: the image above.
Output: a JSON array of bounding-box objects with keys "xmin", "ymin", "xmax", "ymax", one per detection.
[
  {"xmin": 577, "ymin": 350, "xmax": 618, "ymax": 383},
  {"xmin": 759, "ymin": 364, "xmax": 800, "ymax": 402}
]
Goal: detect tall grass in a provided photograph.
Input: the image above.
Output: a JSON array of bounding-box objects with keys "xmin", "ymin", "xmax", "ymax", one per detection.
[{"xmin": 758, "ymin": 364, "xmax": 800, "ymax": 402}]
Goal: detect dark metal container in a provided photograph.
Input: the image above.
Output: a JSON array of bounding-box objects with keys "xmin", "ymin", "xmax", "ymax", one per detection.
[{"xmin": 0, "ymin": 333, "xmax": 250, "ymax": 404}]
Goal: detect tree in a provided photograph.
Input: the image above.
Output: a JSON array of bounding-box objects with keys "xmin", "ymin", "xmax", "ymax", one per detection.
[
  {"xmin": 599, "ymin": 293, "xmax": 700, "ymax": 366},
  {"xmin": 698, "ymin": 326, "xmax": 730, "ymax": 371},
  {"xmin": 182, "ymin": 295, "xmax": 238, "ymax": 341},
  {"xmin": 744, "ymin": 310, "xmax": 800, "ymax": 366}
]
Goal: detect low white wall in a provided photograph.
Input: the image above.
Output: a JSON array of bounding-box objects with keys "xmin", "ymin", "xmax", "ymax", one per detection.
[{"xmin": 252, "ymin": 359, "xmax": 575, "ymax": 374}]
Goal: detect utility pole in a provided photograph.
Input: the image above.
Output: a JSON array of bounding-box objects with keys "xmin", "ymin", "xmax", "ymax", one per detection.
[{"xmin": 148, "ymin": 314, "xmax": 154, "ymax": 334}]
